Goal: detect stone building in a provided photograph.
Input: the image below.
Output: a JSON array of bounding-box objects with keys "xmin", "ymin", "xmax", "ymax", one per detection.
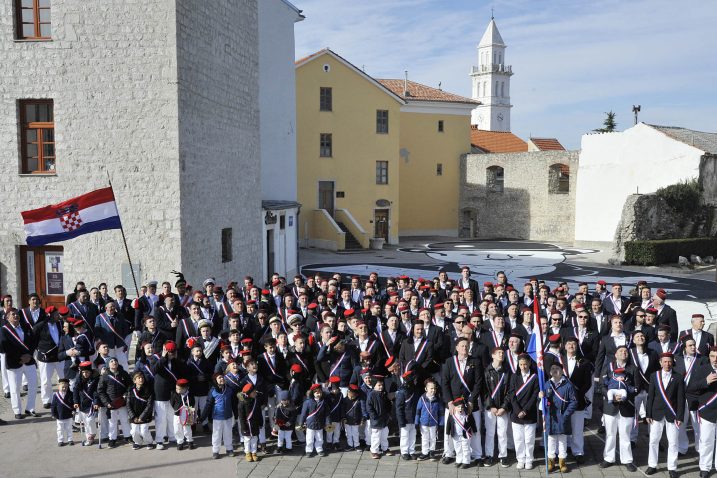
[
  {"xmin": 460, "ymin": 150, "xmax": 578, "ymax": 242},
  {"xmin": 0, "ymin": 0, "xmax": 300, "ymax": 307}
]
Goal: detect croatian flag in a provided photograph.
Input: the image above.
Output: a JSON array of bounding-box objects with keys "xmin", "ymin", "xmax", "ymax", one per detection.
[{"xmin": 21, "ymin": 187, "xmax": 122, "ymax": 246}]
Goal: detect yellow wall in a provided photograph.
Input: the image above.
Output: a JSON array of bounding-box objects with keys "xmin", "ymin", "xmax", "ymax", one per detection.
[
  {"xmin": 296, "ymin": 54, "xmax": 402, "ymax": 245},
  {"xmin": 398, "ymin": 111, "xmax": 472, "ymax": 235}
]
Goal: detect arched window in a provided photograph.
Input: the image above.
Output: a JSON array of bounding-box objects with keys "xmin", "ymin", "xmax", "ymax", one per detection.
[
  {"xmin": 498, "ymin": 53, "xmax": 502, "ymax": 64},
  {"xmin": 487, "ymin": 165, "xmax": 504, "ymax": 193},
  {"xmin": 500, "ymin": 82, "xmax": 504, "ymax": 97},
  {"xmin": 549, "ymin": 163, "xmax": 570, "ymax": 194},
  {"xmin": 495, "ymin": 81, "xmax": 499, "ymax": 96}
]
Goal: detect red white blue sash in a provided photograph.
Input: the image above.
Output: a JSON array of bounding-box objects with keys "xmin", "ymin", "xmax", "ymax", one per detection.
[
  {"xmin": 225, "ymin": 374, "xmax": 240, "ymax": 388},
  {"xmin": 330, "ymin": 398, "xmax": 342, "ymax": 414},
  {"xmin": 490, "ymin": 372, "xmax": 506, "ymax": 400},
  {"xmin": 491, "ymin": 329, "xmax": 502, "ymax": 348},
  {"xmin": 182, "ymin": 319, "xmax": 196, "ymax": 339},
  {"xmin": 132, "ymin": 388, "xmax": 148, "ymax": 403},
  {"xmin": 21, "ymin": 309, "xmax": 35, "ymax": 328},
  {"xmin": 99, "ymin": 314, "xmax": 125, "ymax": 343},
  {"xmin": 452, "ymin": 411, "xmax": 472, "ymax": 437},
  {"xmin": 164, "ymin": 365, "xmax": 178, "ymax": 382},
  {"xmin": 506, "ymin": 353, "xmax": 517, "ymax": 373},
  {"xmin": 698, "ymin": 388, "xmax": 717, "ymax": 414},
  {"xmin": 54, "ymin": 392, "xmax": 73, "ymax": 410},
  {"xmin": 378, "ymin": 331, "xmax": 390, "ymax": 356},
  {"xmin": 294, "ymin": 353, "xmax": 309, "ymax": 373},
  {"xmin": 189, "ymin": 359, "xmax": 204, "ymax": 375},
  {"xmin": 307, "ymin": 400, "xmax": 324, "ymax": 418},
  {"xmin": 549, "ymin": 381, "xmax": 567, "ymax": 403},
  {"xmin": 656, "ymin": 371, "xmax": 678, "ymax": 419},
  {"xmin": 246, "ymin": 398, "xmax": 257, "ymax": 435},
  {"xmin": 413, "ymin": 338, "xmax": 428, "ymax": 362},
  {"xmin": 263, "ymin": 352, "xmax": 279, "ymax": 377},
  {"xmin": 70, "ymin": 303, "xmax": 87, "ymax": 321},
  {"xmin": 329, "ymin": 352, "xmax": 347, "ymax": 377},
  {"xmin": 107, "ymin": 373, "xmax": 127, "ymax": 390},
  {"xmin": 421, "ymin": 396, "xmax": 438, "ymax": 424},
  {"xmin": 2, "ymin": 325, "xmax": 30, "ymax": 352},
  {"xmin": 453, "ymin": 356, "xmax": 471, "ymax": 393},
  {"xmin": 515, "ymin": 374, "xmax": 536, "ymax": 397},
  {"xmin": 684, "ymin": 356, "xmax": 699, "ymax": 384},
  {"xmin": 367, "ymin": 339, "xmax": 378, "ymax": 354},
  {"xmin": 630, "ymin": 349, "xmax": 649, "ymax": 385}
]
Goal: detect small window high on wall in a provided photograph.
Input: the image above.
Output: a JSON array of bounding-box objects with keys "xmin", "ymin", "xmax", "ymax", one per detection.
[
  {"xmin": 549, "ymin": 163, "xmax": 570, "ymax": 194},
  {"xmin": 486, "ymin": 165, "xmax": 504, "ymax": 193}
]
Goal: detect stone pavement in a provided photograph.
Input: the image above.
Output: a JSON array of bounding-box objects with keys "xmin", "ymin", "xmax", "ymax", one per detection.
[{"xmin": 0, "ymin": 384, "xmax": 707, "ymax": 478}]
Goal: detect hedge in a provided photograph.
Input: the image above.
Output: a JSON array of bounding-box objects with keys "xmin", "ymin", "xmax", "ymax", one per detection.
[{"xmin": 624, "ymin": 237, "xmax": 717, "ymax": 265}]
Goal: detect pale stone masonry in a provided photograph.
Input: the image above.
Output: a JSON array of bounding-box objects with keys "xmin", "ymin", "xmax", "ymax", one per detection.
[
  {"xmin": 460, "ymin": 151, "xmax": 578, "ymax": 242},
  {"xmin": 0, "ymin": 0, "xmax": 262, "ymax": 298}
]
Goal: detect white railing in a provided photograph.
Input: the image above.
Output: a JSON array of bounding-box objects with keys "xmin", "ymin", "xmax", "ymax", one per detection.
[{"xmin": 471, "ymin": 64, "xmax": 512, "ymax": 74}]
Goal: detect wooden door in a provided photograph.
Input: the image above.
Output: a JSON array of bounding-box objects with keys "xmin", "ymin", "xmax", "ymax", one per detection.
[
  {"xmin": 318, "ymin": 181, "xmax": 334, "ymax": 217},
  {"xmin": 374, "ymin": 209, "xmax": 389, "ymax": 240},
  {"xmin": 20, "ymin": 245, "xmax": 65, "ymax": 308}
]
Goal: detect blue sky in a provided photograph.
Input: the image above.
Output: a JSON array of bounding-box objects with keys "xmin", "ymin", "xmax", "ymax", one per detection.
[{"xmin": 294, "ymin": 0, "xmax": 717, "ymax": 149}]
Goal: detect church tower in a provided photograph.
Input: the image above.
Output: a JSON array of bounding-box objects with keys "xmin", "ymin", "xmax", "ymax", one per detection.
[{"xmin": 470, "ymin": 18, "xmax": 513, "ymax": 131}]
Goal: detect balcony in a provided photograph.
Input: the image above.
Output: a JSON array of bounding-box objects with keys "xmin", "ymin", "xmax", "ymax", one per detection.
[{"xmin": 471, "ymin": 64, "xmax": 513, "ymax": 75}]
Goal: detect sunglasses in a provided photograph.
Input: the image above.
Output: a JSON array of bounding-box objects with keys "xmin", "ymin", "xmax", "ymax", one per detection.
[{"xmin": 454, "ymin": 321, "xmax": 466, "ymax": 325}]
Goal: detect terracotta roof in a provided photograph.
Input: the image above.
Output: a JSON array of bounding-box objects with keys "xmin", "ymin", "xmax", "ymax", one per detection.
[
  {"xmin": 530, "ymin": 137, "xmax": 565, "ymax": 151},
  {"xmin": 376, "ymin": 79, "xmax": 478, "ymax": 105},
  {"xmin": 470, "ymin": 126, "xmax": 528, "ymax": 153},
  {"xmin": 295, "ymin": 48, "xmax": 329, "ymax": 66}
]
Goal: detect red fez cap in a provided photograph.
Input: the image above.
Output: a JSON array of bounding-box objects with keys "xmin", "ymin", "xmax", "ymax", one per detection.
[
  {"xmin": 401, "ymin": 370, "xmax": 414, "ymax": 379},
  {"xmin": 45, "ymin": 306, "xmax": 56, "ymax": 315},
  {"xmin": 176, "ymin": 378, "xmax": 189, "ymax": 387},
  {"xmin": 164, "ymin": 341, "xmax": 177, "ymax": 352},
  {"xmin": 646, "ymin": 307, "xmax": 658, "ymax": 314},
  {"xmin": 433, "ymin": 303, "xmax": 444, "ymax": 310},
  {"xmin": 241, "ymin": 338, "xmax": 253, "ymax": 344},
  {"xmin": 597, "ymin": 280, "xmax": 607, "ymax": 285},
  {"xmin": 693, "ymin": 314, "xmax": 705, "ymax": 319},
  {"xmin": 239, "ymin": 350, "xmax": 251, "ymax": 357},
  {"xmin": 349, "ymin": 384, "xmax": 359, "ymax": 391},
  {"xmin": 271, "ymin": 279, "xmax": 281, "ymax": 286},
  {"xmin": 58, "ymin": 306, "xmax": 70, "ymax": 315},
  {"xmin": 329, "ymin": 375, "xmax": 341, "ymax": 384},
  {"xmin": 290, "ymin": 364, "xmax": 302, "ymax": 374},
  {"xmin": 242, "ymin": 383, "xmax": 254, "ymax": 394},
  {"xmin": 308, "ymin": 303, "xmax": 318, "ymax": 310},
  {"xmin": 310, "ymin": 383, "xmax": 322, "ymax": 392},
  {"xmin": 549, "ymin": 334, "xmax": 561, "ymax": 343},
  {"xmin": 452, "ymin": 397, "xmax": 465, "ymax": 405},
  {"xmin": 660, "ymin": 352, "xmax": 674, "ymax": 359},
  {"xmin": 656, "ymin": 290, "xmax": 667, "ymax": 300},
  {"xmin": 79, "ymin": 361, "xmax": 92, "ymax": 370},
  {"xmin": 483, "ymin": 282, "xmax": 493, "ymax": 287},
  {"xmin": 384, "ymin": 356, "xmax": 396, "ymax": 368},
  {"xmin": 344, "ymin": 308, "xmax": 355, "ymax": 317},
  {"xmin": 261, "ymin": 289, "xmax": 270, "ymax": 295}
]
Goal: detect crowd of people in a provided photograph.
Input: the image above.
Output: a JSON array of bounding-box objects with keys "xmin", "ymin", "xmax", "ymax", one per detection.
[{"xmin": 0, "ymin": 268, "xmax": 714, "ymax": 477}]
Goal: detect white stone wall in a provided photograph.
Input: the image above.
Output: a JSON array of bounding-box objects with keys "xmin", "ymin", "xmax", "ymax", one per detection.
[
  {"xmin": 575, "ymin": 123, "xmax": 703, "ymax": 243},
  {"xmin": 176, "ymin": 0, "xmax": 263, "ymax": 284},
  {"xmin": 0, "ymin": 0, "xmax": 180, "ymax": 297},
  {"xmin": 259, "ymin": 0, "xmax": 300, "ymax": 202},
  {"xmin": 460, "ymin": 151, "xmax": 578, "ymax": 242}
]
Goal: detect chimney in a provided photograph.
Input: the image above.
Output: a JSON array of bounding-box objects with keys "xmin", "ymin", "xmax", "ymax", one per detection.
[{"xmin": 404, "ymin": 70, "xmax": 409, "ymax": 97}]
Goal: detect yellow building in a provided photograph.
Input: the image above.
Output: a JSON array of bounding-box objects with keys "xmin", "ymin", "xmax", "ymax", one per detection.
[{"xmin": 296, "ymin": 49, "xmax": 475, "ymax": 250}]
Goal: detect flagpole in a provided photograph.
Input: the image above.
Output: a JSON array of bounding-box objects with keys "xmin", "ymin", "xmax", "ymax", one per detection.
[
  {"xmin": 533, "ymin": 283, "xmax": 550, "ymax": 473},
  {"xmin": 106, "ymin": 171, "xmax": 140, "ymax": 299}
]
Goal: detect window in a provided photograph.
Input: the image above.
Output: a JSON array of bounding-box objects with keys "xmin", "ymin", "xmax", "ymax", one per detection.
[
  {"xmin": 436, "ymin": 163, "xmax": 443, "ymax": 176},
  {"xmin": 376, "ymin": 110, "xmax": 389, "ymax": 134},
  {"xmin": 495, "ymin": 81, "xmax": 499, "ymax": 96},
  {"xmin": 376, "ymin": 161, "xmax": 388, "ymax": 184},
  {"xmin": 320, "ymin": 133, "xmax": 332, "ymax": 157},
  {"xmin": 438, "ymin": 120, "xmax": 444, "ymax": 132},
  {"xmin": 20, "ymin": 100, "xmax": 55, "ymax": 174},
  {"xmin": 319, "ymin": 87, "xmax": 332, "ymax": 111},
  {"xmin": 16, "ymin": 0, "xmax": 51, "ymax": 40},
  {"xmin": 500, "ymin": 82, "xmax": 504, "ymax": 97},
  {"xmin": 549, "ymin": 163, "xmax": 570, "ymax": 194},
  {"xmin": 279, "ymin": 215, "xmax": 285, "ymax": 230},
  {"xmin": 221, "ymin": 228, "xmax": 232, "ymax": 263},
  {"xmin": 486, "ymin": 165, "xmax": 504, "ymax": 193}
]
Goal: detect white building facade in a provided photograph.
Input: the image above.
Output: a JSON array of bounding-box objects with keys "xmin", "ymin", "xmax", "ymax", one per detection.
[
  {"xmin": 0, "ymin": 0, "xmax": 299, "ymax": 306},
  {"xmin": 470, "ymin": 18, "xmax": 513, "ymax": 132}
]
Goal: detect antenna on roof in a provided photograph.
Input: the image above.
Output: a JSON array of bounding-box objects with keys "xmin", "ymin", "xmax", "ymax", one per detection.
[
  {"xmin": 632, "ymin": 105, "xmax": 641, "ymax": 125},
  {"xmin": 404, "ymin": 70, "xmax": 409, "ymax": 97},
  {"xmin": 362, "ymin": 65, "xmax": 365, "ymax": 72},
  {"xmin": 438, "ymin": 81, "xmax": 442, "ymax": 90},
  {"xmin": 491, "ymin": 6, "xmax": 494, "ymax": 19}
]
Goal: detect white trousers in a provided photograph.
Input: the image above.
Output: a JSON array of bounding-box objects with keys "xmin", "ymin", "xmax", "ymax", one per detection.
[
  {"xmin": 212, "ymin": 418, "xmax": 233, "ymax": 453},
  {"xmin": 173, "ymin": 416, "xmax": 194, "ymax": 443},
  {"xmin": 80, "ymin": 411, "xmax": 98, "ymax": 439},
  {"xmin": 420, "ymin": 425, "xmax": 437, "ymax": 454},
  {"xmin": 278, "ymin": 429, "xmax": 293, "ymax": 449},
  {"xmin": 345, "ymin": 424, "xmax": 360, "ymax": 447},
  {"xmin": 648, "ymin": 418, "xmax": 679, "ymax": 470},
  {"xmin": 7, "ymin": 365, "xmax": 37, "ymax": 414},
  {"xmin": 370, "ymin": 427, "xmax": 389, "ymax": 453},
  {"xmin": 585, "ymin": 383, "xmax": 595, "ymax": 418},
  {"xmin": 630, "ymin": 391, "xmax": 648, "ymax": 441},
  {"xmin": 37, "ymin": 361, "xmax": 64, "ymax": 405},
  {"xmin": 131, "ymin": 423, "xmax": 154, "ymax": 445},
  {"xmin": 603, "ymin": 413, "xmax": 633, "ymax": 464},
  {"xmin": 306, "ymin": 428, "xmax": 324, "ymax": 453},
  {"xmin": 244, "ymin": 435, "xmax": 258, "ymax": 453},
  {"xmin": 512, "ymin": 422, "xmax": 536, "ymax": 465},
  {"xmin": 326, "ymin": 421, "xmax": 341, "ymax": 443},
  {"xmin": 154, "ymin": 400, "xmax": 175, "ymax": 442},
  {"xmin": 108, "ymin": 407, "xmax": 130, "ymax": 440},
  {"xmin": 469, "ymin": 410, "xmax": 483, "ymax": 459},
  {"xmin": 443, "ymin": 409, "xmax": 455, "ymax": 457},
  {"xmin": 678, "ymin": 407, "xmax": 700, "ymax": 453},
  {"xmin": 400, "ymin": 424, "xmax": 416, "ymax": 455},
  {"xmin": 98, "ymin": 407, "xmax": 109, "ymax": 439},
  {"xmin": 568, "ymin": 409, "xmax": 585, "ymax": 455},
  {"xmin": 0, "ymin": 353, "xmax": 9, "ymax": 393},
  {"xmin": 547, "ymin": 434, "xmax": 568, "ymax": 459},
  {"xmin": 484, "ymin": 410, "xmax": 509, "ymax": 458},
  {"xmin": 453, "ymin": 434, "xmax": 472, "ymax": 464},
  {"xmin": 56, "ymin": 418, "xmax": 73, "ymax": 443},
  {"xmin": 699, "ymin": 417, "xmax": 717, "ymax": 472}
]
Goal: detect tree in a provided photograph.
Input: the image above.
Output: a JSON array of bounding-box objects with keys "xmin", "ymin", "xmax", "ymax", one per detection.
[{"xmin": 593, "ymin": 111, "xmax": 617, "ymax": 133}]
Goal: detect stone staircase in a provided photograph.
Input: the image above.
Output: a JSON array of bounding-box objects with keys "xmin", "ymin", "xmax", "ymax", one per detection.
[{"xmin": 335, "ymin": 221, "xmax": 364, "ymax": 250}]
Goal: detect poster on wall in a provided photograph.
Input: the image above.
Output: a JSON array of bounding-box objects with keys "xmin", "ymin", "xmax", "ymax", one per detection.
[
  {"xmin": 26, "ymin": 251, "xmax": 36, "ymax": 294},
  {"xmin": 45, "ymin": 252, "xmax": 64, "ymax": 296}
]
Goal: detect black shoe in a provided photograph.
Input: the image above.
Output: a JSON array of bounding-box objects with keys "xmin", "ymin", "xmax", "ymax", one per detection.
[
  {"xmin": 699, "ymin": 471, "xmax": 709, "ymax": 478},
  {"xmin": 189, "ymin": 442, "xmax": 197, "ymax": 450},
  {"xmin": 22, "ymin": 385, "xmax": 28, "ymax": 392},
  {"xmin": 133, "ymin": 444, "xmax": 141, "ymax": 450},
  {"xmin": 600, "ymin": 461, "xmax": 612, "ymax": 468},
  {"xmin": 320, "ymin": 450, "xmax": 328, "ymax": 457},
  {"xmin": 108, "ymin": 440, "xmax": 117, "ymax": 448},
  {"xmin": 474, "ymin": 458, "xmax": 484, "ymax": 467},
  {"xmin": 14, "ymin": 414, "xmax": 24, "ymax": 420},
  {"xmin": 43, "ymin": 403, "xmax": 51, "ymax": 409},
  {"xmin": 441, "ymin": 456, "xmax": 453, "ymax": 465},
  {"xmin": 484, "ymin": 457, "xmax": 494, "ymax": 467},
  {"xmin": 598, "ymin": 425, "xmax": 605, "ymax": 434},
  {"xmin": 460, "ymin": 464, "xmax": 471, "ymax": 469},
  {"xmin": 58, "ymin": 442, "xmax": 65, "ymax": 447},
  {"xmin": 4, "ymin": 392, "xmax": 9, "ymax": 398},
  {"xmin": 402, "ymin": 454, "xmax": 412, "ymax": 460},
  {"xmin": 669, "ymin": 471, "xmax": 678, "ymax": 478},
  {"xmin": 500, "ymin": 458, "xmax": 509, "ymax": 468},
  {"xmin": 68, "ymin": 441, "xmax": 74, "ymax": 446},
  {"xmin": 227, "ymin": 450, "xmax": 236, "ymax": 457},
  {"xmin": 275, "ymin": 446, "xmax": 283, "ymax": 455},
  {"xmin": 177, "ymin": 442, "xmax": 186, "ymax": 451},
  {"xmin": 625, "ymin": 463, "xmax": 637, "ymax": 472},
  {"xmin": 417, "ymin": 454, "xmax": 429, "ymax": 461},
  {"xmin": 212, "ymin": 452, "xmax": 220, "ymax": 459},
  {"xmin": 25, "ymin": 410, "xmax": 38, "ymax": 417},
  {"xmin": 645, "ymin": 467, "xmax": 656, "ymax": 475},
  {"xmin": 575, "ymin": 455, "xmax": 585, "ymax": 464},
  {"xmin": 309, "ymin": 451, "xmax": 317, "ymax": 458},
  {"xmin": 0, "ymin": 419, "xmax": 7, "ymax": 426}
]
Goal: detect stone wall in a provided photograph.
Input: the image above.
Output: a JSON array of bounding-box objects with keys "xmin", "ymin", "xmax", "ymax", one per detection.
[
  {"xmin": 176, "ymin": 0, "xmax": 263, "ymax": 284},
  {"xmin": 460, "ymin": 151, "xmax": 578, "ymax": 242},
  {"xmin": 0, "ymin": 0, "xmax": 180, "ymax": 296}
]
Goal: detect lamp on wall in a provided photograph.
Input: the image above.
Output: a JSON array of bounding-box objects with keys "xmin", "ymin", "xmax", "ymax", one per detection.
[{"xmin": 264, "ymin": 211, "xmax": 277, "ymax": 225}]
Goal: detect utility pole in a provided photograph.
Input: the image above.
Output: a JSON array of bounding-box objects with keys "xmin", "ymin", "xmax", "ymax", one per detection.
[{"xmin": 632, "ymin": 105, "xmax": 641, "ymax": 125}]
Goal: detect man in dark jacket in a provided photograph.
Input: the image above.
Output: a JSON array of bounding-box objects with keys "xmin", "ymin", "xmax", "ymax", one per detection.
[
  {"xmin": 33, "ymin": 306, "xmax": 64, "ymax": 408},
  {"xmin": 97, "ymin": 357, "xmax": 132, "ymax": 448}
]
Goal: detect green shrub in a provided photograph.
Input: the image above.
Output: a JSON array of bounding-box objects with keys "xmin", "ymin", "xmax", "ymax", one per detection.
[
  {"xmin": 655, "ymin": 178, "xmax": 701, "ymax": 214},
  {"xmin": 624, "ymin": 237, "xmax": 717, "ymax": 265}
]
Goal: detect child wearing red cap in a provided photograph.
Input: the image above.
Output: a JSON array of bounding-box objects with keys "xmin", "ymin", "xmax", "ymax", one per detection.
[
  {"xmin": 274, "ymin": 389, "xmax": 296, "ymax": 454},
  {"xmin": 203, "ymin": 373, "xmax": 234, "ymax": 459},
  {"xmin": 238, "ymin": 382, "xmax": 263, "ymax": 461},
  {"xmin": 325, "ymin": 376, "xmax": 344, "ymax": 451},
  {"xmin": 298, "ymin": 384, "xmax": 329, "ymax": 457},
  {"xmin": 171, "ymin": 378, "xmax": 196, "ymax": 450},
  {"xmin": 447, "ymin": 397, "xmax": 476, "ymax": 469},
  {"xmin": 343, "ymin": 384, "xmax": 364, "ymax": 451}
]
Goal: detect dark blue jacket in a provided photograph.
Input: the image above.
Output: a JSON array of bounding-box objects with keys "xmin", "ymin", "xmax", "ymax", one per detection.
[
  {"xmin": 343, "ymin": 395, "xmax": 365, "ymax": 425},
  {"xmin": 73, "ymin": 375, "xmax": 99, "ymax": 413},
  {"xmin": 545, "ymin": 377, "xmax": 577, "ymax": 435},
  {"xmin": 203, "ymin": 385, "xmax": 234, "ymax": 421},
  {"xmin": 395, "ymin": 385, "xmax": 420, "ymax": 427},
  {"xmin": 317, "ymin": 344, "xmax": 358, "ymax": 386},
  {"xmin": 414, "ymin": 393, "xmax": 443, "ymax": 426},
  {"xmin": 298, "ymin": 396, "xmax": 329, "ymax": 430},
  {"xmin": 327, "ymin": 391, "xmax": 344, "ymax": 422},
  {"xmin": 367, "ymin": 389, "xmax": 391, "ymax": 429},
  {"xmin": 51, "ymin": 391, "xmax": 75, "ymax": 420}
]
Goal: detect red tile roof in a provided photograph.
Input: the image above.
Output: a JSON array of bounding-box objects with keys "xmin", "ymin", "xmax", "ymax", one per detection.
[
  {"xmin": 470, "ymin": 126, "xmax": 528, "ymax": 153},
  {"xmin": 376, "ymin": 79, "xmax": 478, "ymax": 105},
  {"xmin": 530, "ymin": 137, "xmax": 565, "ymax": 151}
]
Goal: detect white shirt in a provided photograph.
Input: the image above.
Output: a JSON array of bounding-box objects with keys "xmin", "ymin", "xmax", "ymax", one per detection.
[
  {"xmin": 611, "ymin": 333, "xmax": 627, "ymax": 347},
  {"xmin": 692, "ymin": 329, "xmax": 702, "ymax": 347},
  {"xmin": 661, "ymin": 371, "xmax": 672, "ymax": 384},
  {"xmin": 14, "ymin": 324, "xmax": 24, "ymax": 342},
  {"xmin": 48, "ymin": 322, "xmax": 60, "ymax": 345},
  {"xmin": 457, "ymin": 356, "xmax": 467, "ymax": 374},
  {"xmin": 660, "ymin": 341, "xmax": 670, "ymax": 353},
  {"xmin": 567, "ymin": 355, "xmax": 577, "ymax": 377},
  {"xmin": 636, "ymin": 350, "xmax": 649, "ymax": 372},
  {"xmin": 359, "ymin": 338, "xmax": 369, "ymax": 352}
]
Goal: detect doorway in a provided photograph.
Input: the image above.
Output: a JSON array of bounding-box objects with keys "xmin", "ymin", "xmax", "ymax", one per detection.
[
  {"xmin": 20, "ymin": 245, "xmax": 65, "ymax": 308},
  {"xmin": 266, "ymin": 229, "xmax": 275, "ymax": 279},
  {"xmin": 318, "ymin": 181, "xmax": 335, "ymax": 217},
  {"xmin": 374, "ymin": 209, "xmax": 389, "ymax": 241}
]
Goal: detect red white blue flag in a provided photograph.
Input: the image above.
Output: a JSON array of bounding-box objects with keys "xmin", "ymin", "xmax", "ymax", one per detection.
[{"xmin": 21, "ymin": 187, "xmax": 122, "ymax": 246}]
